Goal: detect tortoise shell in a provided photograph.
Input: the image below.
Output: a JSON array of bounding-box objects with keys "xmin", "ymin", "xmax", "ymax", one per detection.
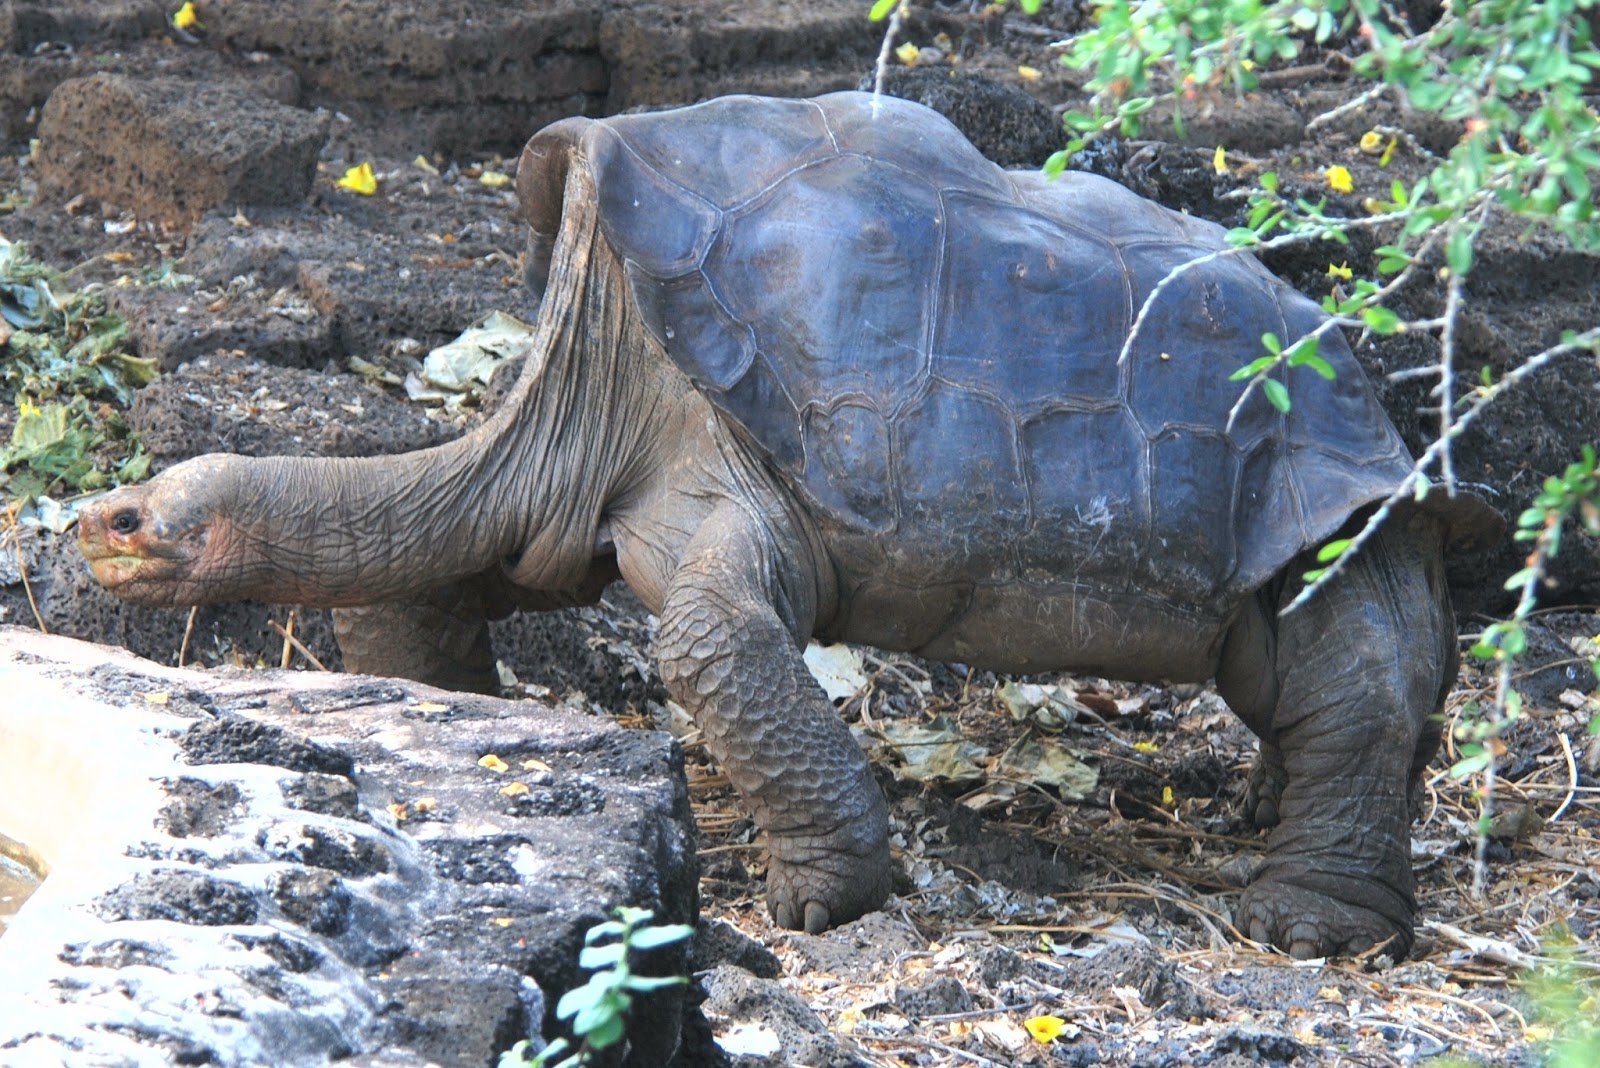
[{"xmin": 517, "ymin": 92, "xmax": 1418, "ymax": 619}]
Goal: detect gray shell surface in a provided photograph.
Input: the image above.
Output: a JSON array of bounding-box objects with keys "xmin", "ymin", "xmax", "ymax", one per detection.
[{"xmin": 519, "ymin": 92, "xmax": 1416, "ymax": 617}]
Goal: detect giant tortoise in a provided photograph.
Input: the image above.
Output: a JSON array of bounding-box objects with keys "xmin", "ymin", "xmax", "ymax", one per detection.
[{"xmin": 78, "ymin": 91, "xmax": 1498, "ymax": 959}]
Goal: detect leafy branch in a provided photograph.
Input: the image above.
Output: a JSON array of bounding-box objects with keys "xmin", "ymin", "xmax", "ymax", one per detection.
[{"xmin": 499, "ymin": 907, "xmax": 694, "ymax": 1068}]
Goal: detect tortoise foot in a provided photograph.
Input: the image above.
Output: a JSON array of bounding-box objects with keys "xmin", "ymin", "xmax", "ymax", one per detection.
[
  {"xmin": 766, "ymin": 834, "xmax": 893, "ymax": 934},
  {"xmin": 1235, "ymin": 878, "xmax": 1411, "ymax": 961}
]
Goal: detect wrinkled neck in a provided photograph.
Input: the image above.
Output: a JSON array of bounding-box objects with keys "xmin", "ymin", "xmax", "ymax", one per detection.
[{"xmin": 224, "ymin": 168, "xmax": 653, "ymax": 606}]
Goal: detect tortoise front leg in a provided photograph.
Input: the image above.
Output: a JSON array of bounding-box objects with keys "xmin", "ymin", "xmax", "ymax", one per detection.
[
  {"xmin": 334, "ymin": 579, "xmax": 499, "ymax": 694},
  {"xmin": 1218, "ymin": 512, "xmax": 1454, "ymax": 960},
  {"xmin": 653, "ymin": 504, "xmax": 892, "ymax": 933}
]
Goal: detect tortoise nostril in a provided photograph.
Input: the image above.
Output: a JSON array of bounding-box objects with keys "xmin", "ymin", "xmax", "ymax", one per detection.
[{"xmin": 110, "ymin": 510, "xmax": 141, "ymax": 536}]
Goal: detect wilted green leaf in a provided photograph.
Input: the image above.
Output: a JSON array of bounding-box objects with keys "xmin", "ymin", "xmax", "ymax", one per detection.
[
  {"xmin": 880, "ymin": 715, "xmax": 988, "ymax": 783},
  {"xmin": 994, "ymin": 735, "xmax": 1098, "ymax": 800}
]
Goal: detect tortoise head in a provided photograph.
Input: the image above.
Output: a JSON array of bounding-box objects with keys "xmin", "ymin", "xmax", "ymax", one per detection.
[{"xmin": 77, "ymin": 455, "xmax": 259, "ymax": 606}]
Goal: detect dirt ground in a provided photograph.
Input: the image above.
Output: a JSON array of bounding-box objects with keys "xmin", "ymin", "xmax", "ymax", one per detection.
[{"xmin": 2, "ymin": 3, "xmax": 1598, "ymax": 1067}]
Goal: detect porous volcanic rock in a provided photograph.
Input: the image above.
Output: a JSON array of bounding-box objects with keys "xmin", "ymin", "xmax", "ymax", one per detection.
[
  {"xmin": 0, "ymin": 626, "xmax": 700, "ymax": 1067},
  {"xmin": 36, "ymin": 73, "xmax": 328, "ymax": 221}
]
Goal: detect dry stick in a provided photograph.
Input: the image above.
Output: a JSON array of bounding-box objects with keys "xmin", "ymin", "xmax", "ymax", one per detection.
[
  {"xmin": 267, "ymin": 618, "xmax": 329, "ymax": 672},
  {"xmin": 859, "ymin": 1032, "xmax": 1009, "ymax": 1068},
  {"xmin": 1116, "ymin": 208, "xmax": 1413, "ymax": 368},
  {"xmin": 1550, "ymin": 731, "xmax": 1580, "ymax": 825},
  {"xmin": 870, "ymin": 2, "xmax": 907, "ymax": 102},
  {"xmin": 1283, "ymin": 322, "xmax": 1600, "ymax": 616},
  {"xmin": 280, "ymin": 610, "xmax": 295, "ymax": 670},
  {"xmin": 178, "ymin": 605, "xmax": 198, "ymax": 668}
]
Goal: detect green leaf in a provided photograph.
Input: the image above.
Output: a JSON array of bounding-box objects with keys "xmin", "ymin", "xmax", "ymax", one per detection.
[
  {"xmin": 1446, "ymin": 226, "xmax": 1475, "ymax": 277},
  {"xmin": 1260, "ymin": 171, "xmax": 1279, "ymax": 193},
  {"xmin": 622, "ymin": 974, "xmax": 690, "ymax": 992},
  {"xmin": 578, "ymin": 943, "xmax": 627, "ymax": 969},
  {"xmin": 1301, "ymin": 566, "xmax": 1327, "ymax": 583},
  {"xmin": 1043, "ymin": 150, "xmax": 1071, "ymax": 179},
  {"xmin": 868, "ymin": 0, "xmax": 899, "ymax": 22},
  {"xmin": 1448, "ymin": 749, "xmax": 1493, "ymax": 779},
  {"xmin": 1316, "ymin": 538, "xmax": 1353, "ymax": 564},
  {"xmin": 626, "ymin": 924, "xmax": 695, "ymax": 950},
  {"xmin": 1262, "ymin": 378, "xmax": 1291, "ymax": 413},
  {"xmin": 583, "ymin": 921, "xmax": 626, "ymax": 944},
  {"xmin": 1361, "ymin": 306, "xmax": 1402, "ymax": 334},
  {"xmin": 1260, "ymin": 331, "xmax": 1282, "ymax": 355}
]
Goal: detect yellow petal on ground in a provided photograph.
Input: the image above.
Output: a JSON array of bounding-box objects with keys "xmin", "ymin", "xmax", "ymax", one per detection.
[
  {"xmin": 478, "ymin": 170, "xmax": 511, "ymax": 188},
  {"xmin": 499, "ymin": 781, "xmax": 531, "ymax": 797},
  {"xmin": 1327, "ymin": 262, "xmax": 1353, "ymax": 280},
  {"xmin": 337, "ymin": 161, "xmax": 378, "ymax": 195},
  {"xmin": 1359, "ymin": 131, "xmax": 1384, "ymax": 154},
  {"xmin": 1024, "ymin": 1015, "xmax": 1069, "ymax": 1044},
  {"xmin": 138, "ymin": 690, "xmax": 170, "ymax": 705},
  {"xmin": 173, "ymin": 2, "xmax": 199, "ymax": 30},
  {"xmin": 1017, "ymin": 65, "xmax": 1042, "ymax": 82},
  {"xmin": 521, "ymin": 758, "xmax": 553, "ymax": 772},
  {"xmin": 895, "ymin": 42, "xmax": 921, "ymax": 66},
  {"xmin": 412, "ymin": 796, "xmax": 439, "ymax": 812},
  {"xmin": 1133, "ymin": 740, "xmax": 1159, "ymax": 753},
  {"xmin": 1162, "ymin": 785, "xmax": 1176, "ymax": 807},
  {"xmin": 491, "ymin": 917, "xmax": 515, "ymax": 927},
  {"xmin": 413, "ymin": 155, "xmax": 440, "ymax": 176},
  {"xmin": 478, "ymin": 754, "xmax": 510, "ymax": 773},
  {"xmin": 1213, "ymin": 145, "xmax": 1229, "ymax": 174},
  {"xmin": 387, "ymin": 802, "xmax": 409, "ymax": 822},
  {"xmin": 1325, "ymin": 165, "xmax": 1354, "ymax": 193},
  {"xmin": 413, "ymin": 701, "xmax": 449, "ymax": 712}
]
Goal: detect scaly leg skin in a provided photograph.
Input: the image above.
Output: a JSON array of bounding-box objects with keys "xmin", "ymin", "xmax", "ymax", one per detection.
[
  {"xmin": 654, "ymin": 506, "xmax": 892, "ymax": 934},
  {"xmin": 1245, "ymin": 743, "xmax": 1288, "ymax": 829},
  {"xmin": 333, "ymin": 579, "xmax": 498, "ymax": 695},
  {"xmin": 1221, "ymin": 512, "xmax": 1453, "ymax": 960}
]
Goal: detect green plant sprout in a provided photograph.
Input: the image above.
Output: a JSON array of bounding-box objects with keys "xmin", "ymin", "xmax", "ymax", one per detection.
[{"xmin": 499, "ymin": 907, "xmax": 694, "ymax": 1068}]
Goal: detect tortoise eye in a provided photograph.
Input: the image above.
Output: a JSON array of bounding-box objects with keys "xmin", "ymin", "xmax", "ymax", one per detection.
[{"xmin": 110, "ymin": 510, "xmax": 141, "ymax": 535}]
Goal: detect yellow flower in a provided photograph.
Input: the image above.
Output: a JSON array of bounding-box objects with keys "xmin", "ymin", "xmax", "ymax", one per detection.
[
  {"xmin": 478, "ymin": 753, "xmax": 509, "ymax": 773},
  {"xmin": 1327, "ymin": 262, "xmax": 1353, "ymax": 280},
  {"xmin": 895, "ymin": 42, "xmax": 921, "ymax": 66},
  {"xmin": 173, "ymin": 2, "xmax": 199, "ymax": 30},
  {"xmin": 337, "ymin": 162, "xmax": 378, "ymax": 196},
  {"xmin": 1017, "ymin": 65, "xmax": 1042, "ymax": 82},
  {"xmin": 1133, "ymin": 740, "xmax": 1159, "ymax": 753},
  {"xmin": 1213, "ymin": 145, "xmax": 1229, "ymax": 174},
  {"xmin": 1025, "ymin": 1015, "xmax": 1069, "ymax": 1044},
  {"xmin": 1325, "ymin": 165, "xmax": 1354, "ymax": 193},
  {"xmin": 18, "ymin": 397, "xmax": 40, "ymax": 418},
  {"xmin": 1162, "ymin": 785, "xmax": 1176, "ymax": 807},
  {"xmin": 1359, "ymin": 130, "xmax": 1384, "ymax": 154}
]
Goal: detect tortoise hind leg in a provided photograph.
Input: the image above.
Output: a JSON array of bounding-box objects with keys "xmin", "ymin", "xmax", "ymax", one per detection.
[
  {"xmin": 333, "ymin": 579, "xmax": 499, "ymax": 695},
  {"xmin": 1216, "ymin": 510, "xmax": 1454, "ymax": 960}
]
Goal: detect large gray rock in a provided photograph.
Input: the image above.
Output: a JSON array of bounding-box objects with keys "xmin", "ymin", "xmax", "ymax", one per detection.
[{"xmin": 0, "ymin": 627, "xmax": 699, "ymax": 1067}]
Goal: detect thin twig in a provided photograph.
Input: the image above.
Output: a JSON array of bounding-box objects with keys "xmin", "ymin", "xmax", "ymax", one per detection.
[
  {"xmin": 1116, "ymin": 209, "xmax": 1412, "ymax": 367},
  {"xmin": 1550, "ymin": 732, "xmax": 1579, "ymax": 825},
  {"xmin": 871, "ymin": 3, "xmax": 907, "ymax": 102},
  {"xmin": 1283, "ymin": 324, "xmax": 1600, "ymax": 614},
  {"xmin": 178, "ymin": 605, "xmax": 198, "ymax": 668},
  {"xmin": 268, "ymin": 618, "xmax": 329, "ymax": 672},
  {"xmin": 859, "ymin": 1032, "xmax": 1008, "ymax": 1068}
]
